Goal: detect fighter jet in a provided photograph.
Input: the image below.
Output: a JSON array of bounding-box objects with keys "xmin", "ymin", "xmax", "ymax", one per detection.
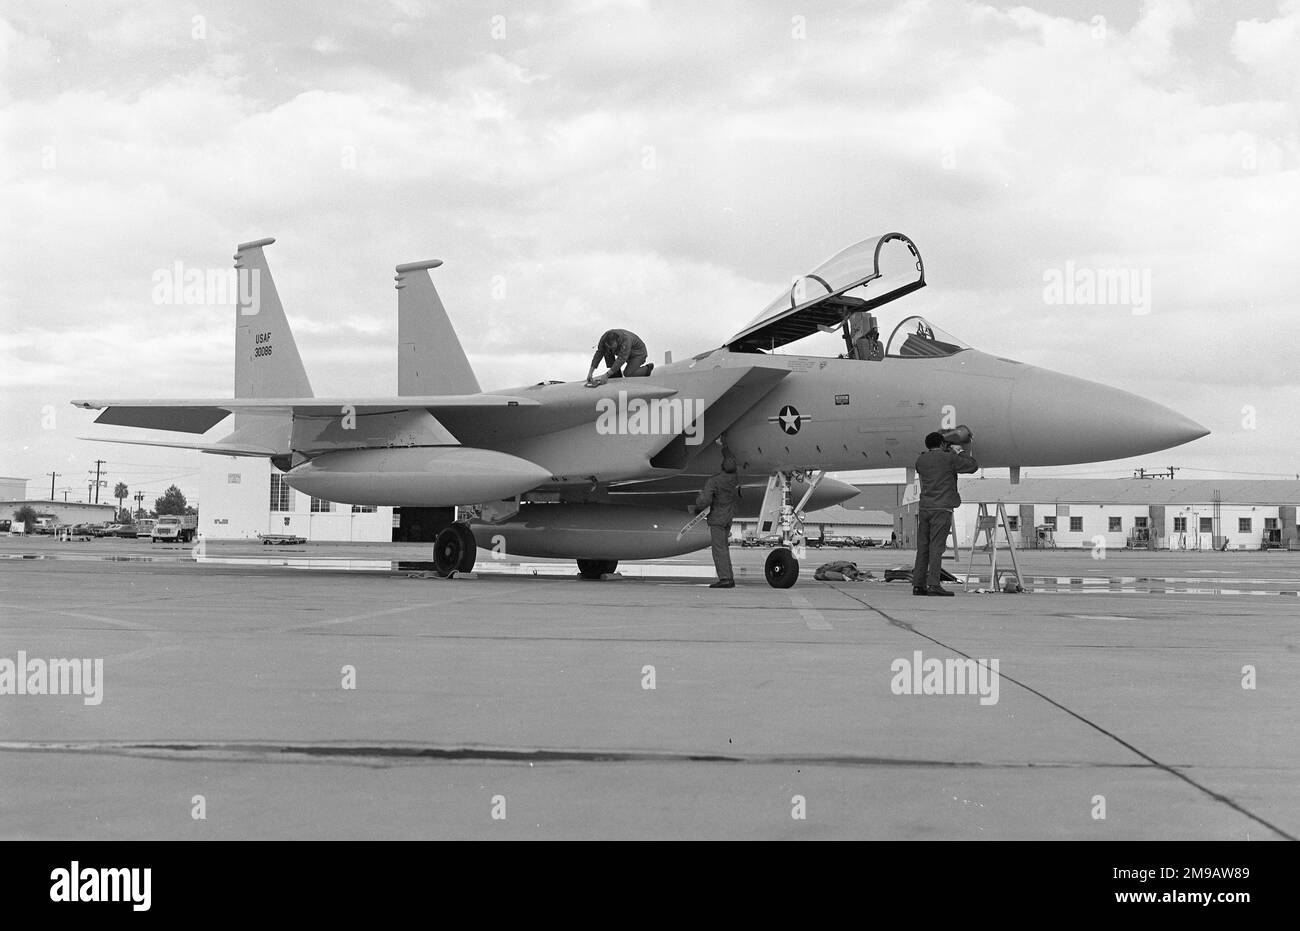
[{"xmin": 74, "ymin": 233, "xmax": 1208, "ymax": 587}]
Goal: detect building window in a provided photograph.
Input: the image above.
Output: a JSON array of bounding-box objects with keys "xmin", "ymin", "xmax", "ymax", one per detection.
[
  {"xmin": 1006, "ymin": 516, "xmax": 1019, "ymax": 531},
  {"xmin": 1265, "ymin": 518, "xmax": 1278, "ymax": 530},
  {"xmin": 1070, "ymin": 516, "xmax": 1083, "ymax": 532},
  {"xmin": 1134, "ymin": 516, "xmax": 1148, "ymax": 528},
  {"xmin": 1238, "ymin": 518, "xmax": 1252, "ymax": 533},
  {"xmin": 1173, "ymin": 517, "xmax": 1186, "ymax": 533},
  {"xmin": 269, "ymin": 473, "xmax": 291, "ymax": 512},
  {"xmin": 1199, "ymin": 517, "xmax": 1213, "ymax": 534},
  {"xmin": 1043, "ymin": 515, "xmax": 1056, "ymax": 529},
  {"xmin": 1108, "ymin": 517, "xmax": 1122, "ymax": 532},
  {"xmin": 351, "ymin": 505, "xmax": 376, "ymax": 513},
  {"xmin": 310, "ymin": 497, "xmax": 333, "ymax": 513}
]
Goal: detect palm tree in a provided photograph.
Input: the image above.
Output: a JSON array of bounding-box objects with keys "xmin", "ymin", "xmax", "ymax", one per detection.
[{"xmin": 114, "ymin": 482, "xmax": 129, "ymax": 521}]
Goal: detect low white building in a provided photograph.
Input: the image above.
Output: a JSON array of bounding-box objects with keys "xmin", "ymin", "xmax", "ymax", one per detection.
[
  {"xmin": 947, "ymin": 478, "xmax": 1300, "ymax": 551},
  {"xmin": 197, "ymin": 455, "xmax": 393, "ymax": 542},
  {"xmin": 2, "ymin": 500, "xmax": 117, "ymax": 526}
]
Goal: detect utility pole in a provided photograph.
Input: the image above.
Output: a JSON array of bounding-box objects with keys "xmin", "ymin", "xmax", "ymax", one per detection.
[
  {"xmin": 48, "ymin": 471, "xmax": 60, "ymax": 499},
  {"xmin": 133, "ymin": 491, "xmax": 145, "ymax": 518},
  {"xmin": 91, "ymin": 459, "xmax": 106, "ymax": 503}
]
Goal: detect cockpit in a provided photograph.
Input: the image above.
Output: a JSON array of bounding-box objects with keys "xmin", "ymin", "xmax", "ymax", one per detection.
[
  {"xmin": 723, "ymin": 232, "xmax": 972, "ymax": 361},
  {"xmin": 886, "ymin": 315, "xmax": 970, "ymax": 358}
]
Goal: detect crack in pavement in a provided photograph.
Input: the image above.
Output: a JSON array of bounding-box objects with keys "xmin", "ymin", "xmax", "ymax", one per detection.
[{"xmin": 827, "ymin": 583, "xmax": 1298, "ymax": 842}]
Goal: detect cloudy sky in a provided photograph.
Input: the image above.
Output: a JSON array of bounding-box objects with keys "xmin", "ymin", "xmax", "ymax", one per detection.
[{"xmin": 2, "ymin": 0, "xmax": 1297, "ymax": 503}]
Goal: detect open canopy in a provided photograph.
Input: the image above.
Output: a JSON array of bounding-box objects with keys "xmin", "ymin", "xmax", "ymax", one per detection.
[{"xmin": 725, "ymin": 232, "xmax": 925, "ymax": 353}]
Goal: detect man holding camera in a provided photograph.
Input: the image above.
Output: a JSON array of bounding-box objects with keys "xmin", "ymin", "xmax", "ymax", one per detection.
[{"xmin": 912, "ymin": 428, "xmax": 979, "ymax": 596}]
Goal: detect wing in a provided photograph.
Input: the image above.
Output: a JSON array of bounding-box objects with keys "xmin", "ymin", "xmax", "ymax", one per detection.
[{"xmin": 71, "ymin": 394, "xmax": 542, "ymax": 433}]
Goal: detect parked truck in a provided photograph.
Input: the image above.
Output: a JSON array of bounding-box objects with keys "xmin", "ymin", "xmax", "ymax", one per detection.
[{"xmin": 151, "ymin": 514, "xmax": 197, "ymax": 543}]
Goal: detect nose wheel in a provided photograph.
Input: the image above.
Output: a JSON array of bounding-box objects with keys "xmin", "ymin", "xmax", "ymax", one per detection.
[
  {"xmin": 764, "ymin": 547, "xmax": 799, "ymax": 588},
  {"xmin": 433, "ymin": 521, "xmax": 477, "ymax": 577}
]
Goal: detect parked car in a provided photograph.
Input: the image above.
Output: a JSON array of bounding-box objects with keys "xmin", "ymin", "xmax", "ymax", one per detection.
[
  {"xmin": 113, "ymin": 523, "xmax": 140, "ymax": 538},
  {"xmin": 135, "ymin": 518, "xmax": 156, "ymax": 539}
]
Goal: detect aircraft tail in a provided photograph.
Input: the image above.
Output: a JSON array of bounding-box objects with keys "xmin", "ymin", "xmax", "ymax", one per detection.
[
  {"xmin": 234, "ymin": 238, "xmax": 314, "ymax": 399},
  {"xmin": 228, "ymin": 238, "xmax": 313, "ymax": 458},
  {"xmin": 395, "ymin": 260, "xmax": 480, "ymax": 395}
]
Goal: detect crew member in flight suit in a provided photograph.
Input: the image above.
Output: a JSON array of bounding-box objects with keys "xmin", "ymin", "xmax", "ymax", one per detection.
[
  {"xmin": 912, "ymin": 431, "xmax": 979, "ymax": 596},
  {"xmin": 690, "ymin": 453, "xmax": 741, "ymax": 589},
  {"xmin": 587, "ymin": 329, "xmax": 653, "ymax": 384}
]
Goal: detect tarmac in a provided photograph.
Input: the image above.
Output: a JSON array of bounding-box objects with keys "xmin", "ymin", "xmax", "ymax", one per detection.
[{"xmin": 1, "ymin": 535, "xmax": 1297, "ymax": 840}]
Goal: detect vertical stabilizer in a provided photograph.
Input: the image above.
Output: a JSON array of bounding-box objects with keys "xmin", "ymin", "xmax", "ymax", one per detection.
[
  {"xmin": 234, "ymin": 238, "xmax": 314, "ymax": 399},
  {"xmin": 395, "ymin": 260, "xmax": 480, "ymax": 395}
]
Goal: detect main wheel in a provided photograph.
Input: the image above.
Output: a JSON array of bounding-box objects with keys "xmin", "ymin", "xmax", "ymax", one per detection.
[
  {"xmin": 434, "ymin": 524, "xmax": 473, "ymax": 577},
  {"xmin": 576, "ymin": 558, "xmax": 618, "ymax": 580},
  {"xmin": 765, "ymin": 547, "xmax": 799, "ymax": 588},
  {"xmin": 452, "ymin": 522, "xmax": 477, "ymax": 572}
]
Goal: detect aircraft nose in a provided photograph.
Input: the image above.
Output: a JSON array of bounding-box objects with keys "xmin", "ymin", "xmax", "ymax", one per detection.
[{"xmin": 1009, "ymin": 366, "xmax": 1209, "ymax": 466}]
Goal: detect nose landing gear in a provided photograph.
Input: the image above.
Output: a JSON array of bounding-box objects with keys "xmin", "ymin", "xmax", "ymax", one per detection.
[{"xmin": 757, "ymin": 470, "xmax": 825, "ymax": 588}]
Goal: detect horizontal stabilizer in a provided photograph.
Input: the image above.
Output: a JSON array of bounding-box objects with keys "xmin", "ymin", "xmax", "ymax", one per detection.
[
  {"xmin": 77, "ymin": 436, "xmax": 278, "ymax": 456},
  {"xmin": 88, "ymin": 405, "xmax": 233, "ymax": 434}
]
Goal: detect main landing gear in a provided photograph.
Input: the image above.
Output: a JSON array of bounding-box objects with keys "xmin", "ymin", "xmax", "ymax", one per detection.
[
  {"xmin": 433, "ymin": 521, "xmax": 477, "ymax": 577},
  {"xmin": 758, "ymin": 470, "xmax": 826, "ymax": 589},
  {"xmin": 577, "ymin": 559, "xmax": 619, "ymax": 580}
]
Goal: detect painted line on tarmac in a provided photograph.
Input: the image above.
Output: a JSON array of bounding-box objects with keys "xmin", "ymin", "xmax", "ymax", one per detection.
[
  {"xmin": 829, "ymin": 584, "xmax": 1299, "ymax": 842},
  {"xmin": 16, "ymin": 604, "xmax": 151, "ymax": 631},
  {"xmin": 0, "ymin": 739, "xmax": 1155, "ymax": 771},
  {"xmin": 787, "ymin": 592, "xmax": 832, "ymax": 630},
  {"xmin": 272, "ymin": 602, "xmax": 447, "ymax": 634}
]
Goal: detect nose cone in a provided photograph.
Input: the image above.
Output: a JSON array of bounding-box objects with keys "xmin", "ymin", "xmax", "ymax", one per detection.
[
  {"xmin": 1009, "ymin": 366, "xmax": 1208, "ymax": 466},
  {"xmin": 804, "ymin": 475, "xmax": 860, "ymax": 511}
]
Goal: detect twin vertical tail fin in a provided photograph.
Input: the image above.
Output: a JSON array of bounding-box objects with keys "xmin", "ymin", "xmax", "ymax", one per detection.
[
  {"xmin": 227, "ymin": 238, "xmax": 313, "ymax": 458},
  {"xmin": 234, "ymin": 238, "xmax": 314, "ymax": 400},
  {"xmin": 395, "ymin": 260, "xmax": 480, "ymax": 395}
]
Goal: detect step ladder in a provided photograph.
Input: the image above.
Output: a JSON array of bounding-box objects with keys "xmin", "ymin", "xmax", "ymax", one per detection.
[{"xmin": 964, "ymin": 502, "xmax": 1025, "ymax": 592}]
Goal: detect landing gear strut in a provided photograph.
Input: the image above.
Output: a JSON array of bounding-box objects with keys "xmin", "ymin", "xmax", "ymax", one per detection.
[
  {"xmin": 433, "ymin": 521, "xmax": 477, "ymax": 577},
  {"xmin": 577, "ymin": 558, "xmax": 618, "ymax": 580},
  {"xmin": 759, "ymin": 470, "xmax": 825, "ymax": 589}
]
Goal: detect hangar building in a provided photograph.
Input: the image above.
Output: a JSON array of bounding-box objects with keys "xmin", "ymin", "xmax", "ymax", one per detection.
[
  {"xmin": 928, "ymin": 478, "xmax": 1300, "ymax": 551},
  {"xmin": 197, "ymin": 455, "xmax": 393, "ymax": 541}
]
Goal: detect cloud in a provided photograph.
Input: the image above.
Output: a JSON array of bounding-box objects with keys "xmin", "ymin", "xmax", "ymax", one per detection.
[{"xmin": 2, "ymin": 0, "xmax": 1297, "ymax": 489}]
